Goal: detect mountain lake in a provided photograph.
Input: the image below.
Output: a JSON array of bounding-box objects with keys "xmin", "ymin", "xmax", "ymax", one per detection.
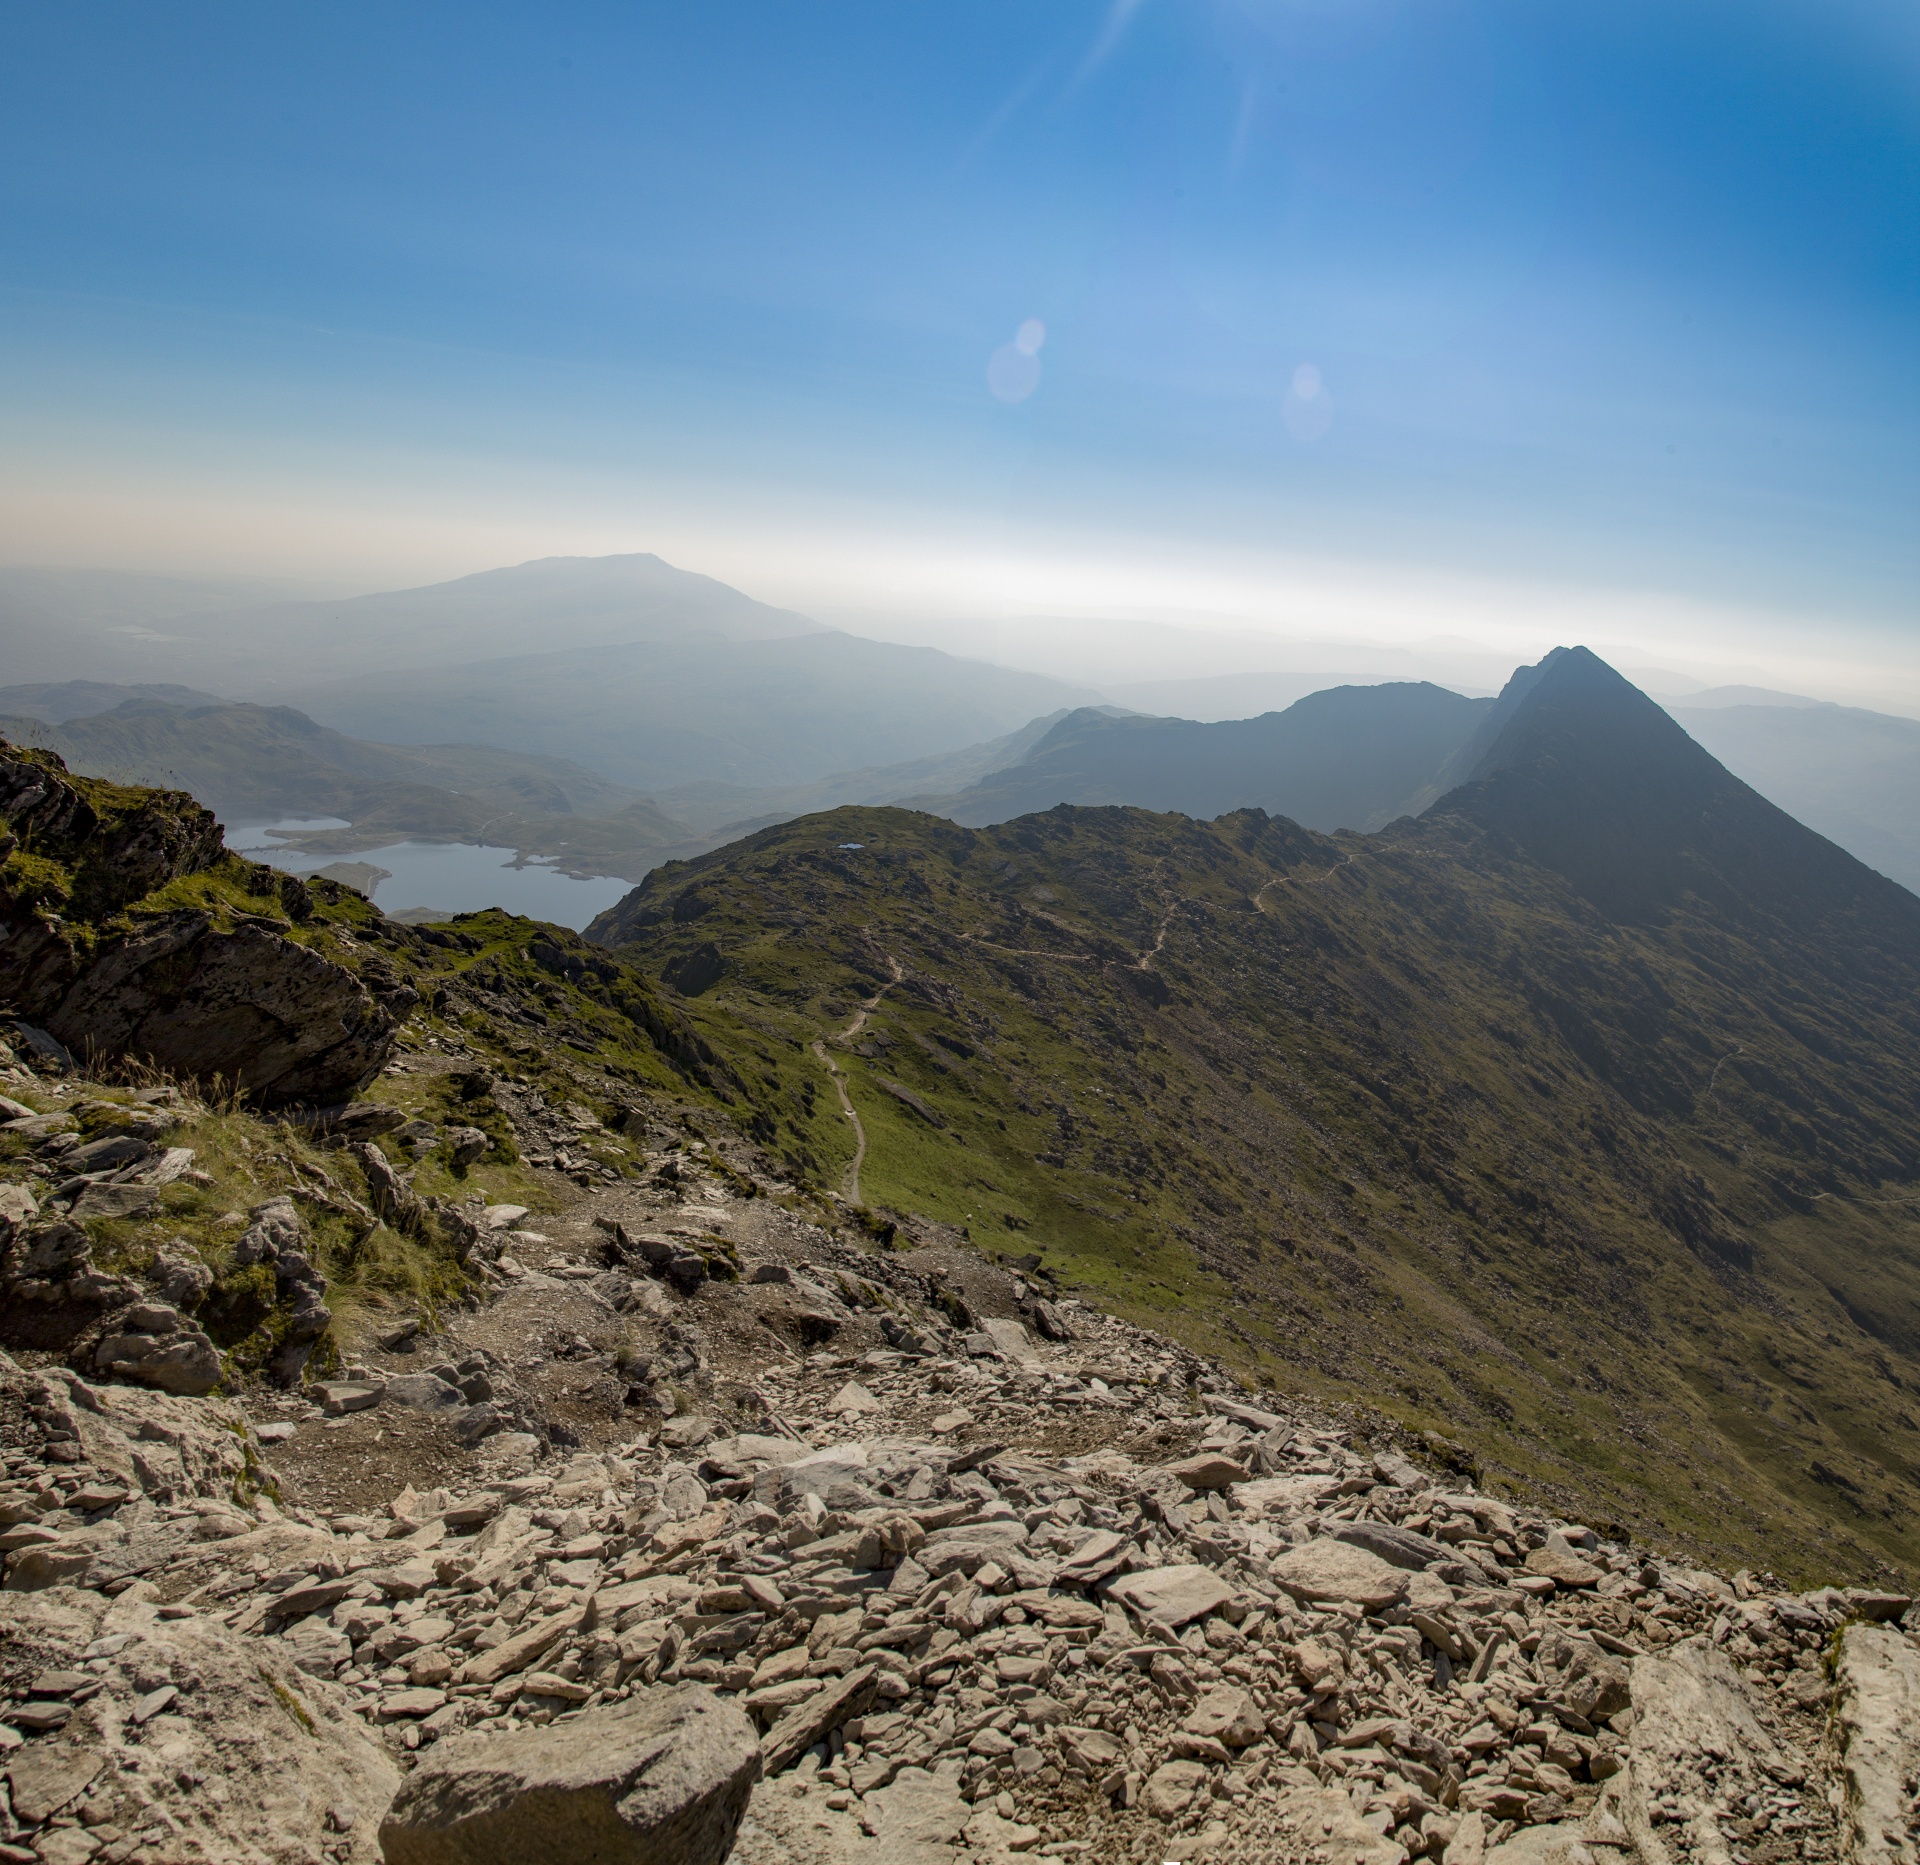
[{"xmin": 225, "ymin": 819, "xmax": 632, "ymax": 930}]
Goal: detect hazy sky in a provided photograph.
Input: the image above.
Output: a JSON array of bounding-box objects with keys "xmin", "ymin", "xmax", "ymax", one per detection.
[{"xmin": 2, "ymin": 2, "xmax": 1916, "ymax": 693}]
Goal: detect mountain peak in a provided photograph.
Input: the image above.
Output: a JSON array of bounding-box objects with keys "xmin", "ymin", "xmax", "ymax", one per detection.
[{"xmin": 1428, "ymin": 645, "xmax": 1907, "ymax": 924}]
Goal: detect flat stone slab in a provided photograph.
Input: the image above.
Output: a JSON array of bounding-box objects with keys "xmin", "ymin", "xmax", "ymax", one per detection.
[
  {"xmin": 1328, "ymin": 1519, "xmax": 1453, "ymax": 1571},
  {"xmin": 385, "ymin": 1374, "xmax": 465, "ymax": 1411},
  {"xmin": 1167, "ymin": 1453, "xmax": 1249, "ymax": 1491},
  {"xmin": 1183, "ymin": 1683, "xmax": 1263, "ymax": 1747},
  {"xmin": 1270, "ymin": 1537, "xmax": 1409, "ymax": 1610},
  {"xmin": 317, "ymin": 1380, "xmax": 385, "ymax": 1414},
  {"xmin": 1105, "ymin": 1563, "xmax": 1235, "ymax": 1627},
  {"xmin": 1835, "ymin": 1621, "xmax": 1920, "ymax": 1865}
]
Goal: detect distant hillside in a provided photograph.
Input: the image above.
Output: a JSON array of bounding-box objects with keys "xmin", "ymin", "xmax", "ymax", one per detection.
[
  {"xmin": 1673, "ymin": 699, "xmax": 1920, "ymax": 897},
  {"xmin": 0, "ymin": 695, "xmax": 692, "ymax": 880},
  {"xmin": 0, "ymin": 680, "xmax": 229, "ymax": 722},
  {"xmin": 907, "ymin": 682, "xmax": 1491, "ymax": 830},
  {"xmin": 589, "ymin": 648, "xmax": 1920, "ymax": 1581},
  {"xmin": 652, "ymin": 710, "xmax": 1076, "ymax": 838},
  {"xmin": 287, "ymin": 630, "xmax": 1096, "ymax": 794},
  {"xmin": 0, "ymin": 554, "xmax": 824, "ymax": 691}
]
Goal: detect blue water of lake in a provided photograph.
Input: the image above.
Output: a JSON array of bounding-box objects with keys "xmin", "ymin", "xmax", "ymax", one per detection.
[{"xmin": 225, "ymin": 820, "xmax": 632, "ymax": 932}]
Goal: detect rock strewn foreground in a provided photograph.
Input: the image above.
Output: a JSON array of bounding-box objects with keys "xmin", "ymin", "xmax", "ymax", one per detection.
[{"xmin": 4, "ymin": 1209, "xmax": 1920, "ymax": 1865}]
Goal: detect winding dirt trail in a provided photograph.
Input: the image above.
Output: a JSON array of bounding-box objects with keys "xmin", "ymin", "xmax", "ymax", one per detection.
[
  {"xmin": 1251, "ymin": 851, "xmax": 1357, "ymax": 914},
  {"xmin": 811, "ymin": 953, "xmax": 905, "ymax": 1205}
]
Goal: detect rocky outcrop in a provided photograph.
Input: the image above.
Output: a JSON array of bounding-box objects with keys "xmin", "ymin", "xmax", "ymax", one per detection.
[
  {"xmin": 0, "ymin": 1070, "xmax": 1904, "ymax": 1865},
  {"xmin": 378, "ymin": 1684, "xmax": 761, "ymax": 1863},
  {"xmin": 92, "ymin": 1300, "xmax": 223, "ymax": 1395},
  {"xmin": 0, "ymin": 738, "xmax": 409, "ymax": 1105},
  {"xmin": 41, "ymin": 912, "xmax": 405, "ymax": 1108}
]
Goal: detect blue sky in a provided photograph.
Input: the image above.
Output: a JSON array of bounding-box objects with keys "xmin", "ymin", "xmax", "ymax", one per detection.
[{"xmin": 1, "ymin": 1, "xmax": 1916, "ymax": 691}]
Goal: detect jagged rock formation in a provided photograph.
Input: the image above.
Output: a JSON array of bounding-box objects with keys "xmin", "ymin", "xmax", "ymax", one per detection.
[{"xmin": 0, "ymin": 737, "xmax": 408, "ymax": 1106}]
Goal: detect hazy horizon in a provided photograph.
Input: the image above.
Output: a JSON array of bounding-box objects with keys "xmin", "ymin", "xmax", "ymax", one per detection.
[{"xmin": 2, "ymin": 3, "xmax": 1916, "ymax": 712}]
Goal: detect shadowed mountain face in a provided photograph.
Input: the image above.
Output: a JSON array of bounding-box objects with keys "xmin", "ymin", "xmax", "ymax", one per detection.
[
  {"xmin": 587, "ymin": 649, "xmax": 1920, "ymax": 1580},
  {"xmin": 908, "ymin": 682, "xmax": 1492, "ymax": 830},
  {"xmin": 1434, "ymin": 647, "xmax": 1906, "ymax": 928}
]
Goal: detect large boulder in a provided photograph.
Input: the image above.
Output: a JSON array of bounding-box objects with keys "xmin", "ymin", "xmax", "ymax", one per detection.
[
  {"xmin": 1106, "ymin": 1563, "xmax": 1236, "ymax": 1627},
  {"xmin": 1834, "ymin": 1622, "xmax": 1920, "ymax": 1865},
  {"xmin": 378, "ymin": 1684, "xmax": 761, "ymax": 1865},
  {"xmin": 0, "ymin": 1588, "xmax": 400, "ymax": 1863},
  {"xmin": 46, "ymin": 913, "xmax": 404, "ymax": 1109}
]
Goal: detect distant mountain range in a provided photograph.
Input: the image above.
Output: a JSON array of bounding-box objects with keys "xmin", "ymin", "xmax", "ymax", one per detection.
[
  {"xmin": 6, "ymin": 552, "xmax": 1918, "ymax": 897},
  {"xmin": 903, "ymin": 682, "xmax": 1492, "ymax": 831},
  {"xmin": 1672, "ymin": 699, "xmax": 1920, "ymax": 897},
  {"xmin": 285, "ymin": 629, "xmax": 1095, "ymax": 795},
  {"xmin": 0, "ymin": 555, "xmax": 1097, "ymax": 797},
  {"xmin": 0, "ymin": 692, "xmax": 691, "ymax": 879},
  {"xmin": 593, "ymin": 647, "xmax": 1920, "ymax": 1579}
]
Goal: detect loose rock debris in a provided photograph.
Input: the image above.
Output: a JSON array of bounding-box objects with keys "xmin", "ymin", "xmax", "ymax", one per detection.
[{"xmin": 3, "ymin": 1097, "xmax": 1919, "ymax": 1863}]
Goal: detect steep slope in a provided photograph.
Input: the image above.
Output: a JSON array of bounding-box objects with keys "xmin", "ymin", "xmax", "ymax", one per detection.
[
  {"xmin": 1426, "ymin": 645, "xmax": 1902, "ymax": 926},
  {"xmin": 1674, "ymin": 698, "xmax": 1920, "ymax": 896},
  {"xmin": 585, "ymin": 650, "xmax": 1920, "ymax": 1583},
  {"xmin": 910, "ymin": 683, "xmax": 1489, "ymax": 830},
  {"xmin": 287, "ymin": 632, "xmax": 1096, "ymax": 795}
]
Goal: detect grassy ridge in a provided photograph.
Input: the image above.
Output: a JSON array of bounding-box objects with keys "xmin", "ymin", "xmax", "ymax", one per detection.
[{"xmin": 591, "ymin": 801, "xmax": 1920, "ymax": 1583}]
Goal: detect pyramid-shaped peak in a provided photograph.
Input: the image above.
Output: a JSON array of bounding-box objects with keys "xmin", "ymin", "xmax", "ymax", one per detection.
[
  {"xmin": 1462, "ymin": 645, "xmax": 1716, "ymax": 792},
  {"xmin": 1427, "ymin": 646, "xmax": 1906, "ymax": 925}
]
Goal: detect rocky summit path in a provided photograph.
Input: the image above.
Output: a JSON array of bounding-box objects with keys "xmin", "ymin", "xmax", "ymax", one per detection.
[{"xmin": 4, "ymin": 1080, "xmax": 1920, "ymax": 1865}]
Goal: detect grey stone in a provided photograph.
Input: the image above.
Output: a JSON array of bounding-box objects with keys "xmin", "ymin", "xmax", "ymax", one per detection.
[
  {"xmin": 64, "ymin": 1181, "xmax": 161, "ymax": 1221},
  {"xmin": 94, "ymin": 1312, "xmax": 222, "ymax": 1395},
  {"xmin": 301, "ymin": 1101, "xmax": 408, "ymax": 1142},
  {"xmin": 446, "ymin": 1126, "xmax": 490, "ymax": 1168},
  {"xmin": 1524, "ymin": 1534, "xmax": 1605, "ymax": 1589},
  {"xmin": 1270, "ymin": 1538, "xmax": 1409, "ymax": 1610},
  {"xmin": 1167, "ymin": 1453, "xmax": 1248, "ymax": 1490},
  {"xmin": 1329, "ymin": 1519, "xmax": 1455, "ymax": 1571},
  {"xmin": 65, "ymin": 1133, "xmax": 154, "ymax": 1176},
  {"xmin": 1106, "ymin": 1563, "xmax": 1235, "ymax": 1627},
  {"xmin": 1183, "ymin": 1683, "xmax": 1264, "ymax": 1747},
  {"xmin": 151, "ymin": 1246, "xmax": 212, "ymax": 1309},
  {"xmin": 1533, "ymin": 1625, "xmax": 1630, "ymax": 1722},
  {"xmin": 1619, "ymin": 1643, "xmax": 1799, "ymax": 1864},
  {"xmin": 386, "ymin": 1374, "xmax": 466, "ymax": 1410},
  {"xmin": 762, "ymin": 1665, "xmax": 878, "ymax": 1775},
  {"xmin": 977, "ymin": 1317, "xmax": 1039, "ymax": 1363},
  {"xmin": 379, "ymin": 1683, "xmax": 760, "ymax": 1865},
  {"xmin": 318, "ymin": 1380, "xmax": 386, "ymax": 1414}
]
